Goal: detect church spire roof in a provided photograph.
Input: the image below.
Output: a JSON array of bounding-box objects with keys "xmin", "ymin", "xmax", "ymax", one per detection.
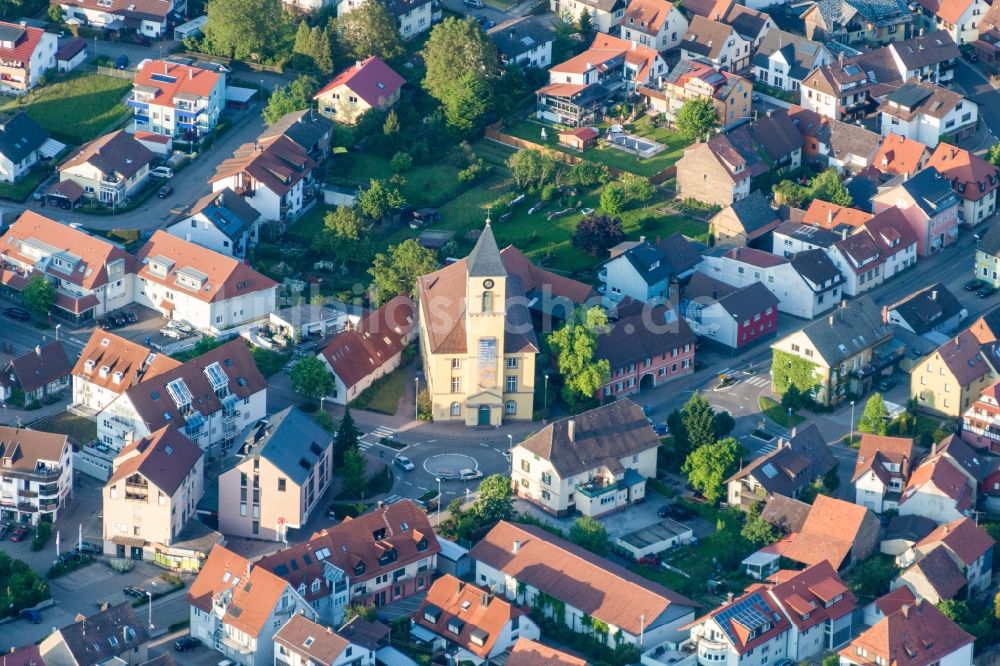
[{"xmin": 467, "ymin": 221, "xmax": 506, "ymax": 278}]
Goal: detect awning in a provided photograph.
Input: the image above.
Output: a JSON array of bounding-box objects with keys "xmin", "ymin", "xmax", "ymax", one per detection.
[
  {"xmin": 159, "ymin": 300, "xmax": 175, "ymax": 311},
  {"xmin": 409, "ymin": 624, "xmax": 438, "ymax": 643},
  {"xmin": 112, "ymin": 536, "xmax": 146, "ymax": 548}
]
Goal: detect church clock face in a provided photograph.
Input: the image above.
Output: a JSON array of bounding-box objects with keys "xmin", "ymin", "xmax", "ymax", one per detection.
[{"xmin": 483, "ymin": 279, "xmax": 494, "ymax": 288}]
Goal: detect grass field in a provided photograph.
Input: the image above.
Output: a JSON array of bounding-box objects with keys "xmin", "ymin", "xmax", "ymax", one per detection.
[
  {"xmin": 31, "ymin": 412, "xmax": 97, "ymax": 445},
  {"xmin": 758, "ymin": 396, "xmax": 805, "ymax": 428},
  {"xmin": 6, "ymin": 73, "xmax": 132, "ymax": 144},
  {"xmin": 0, "ymin": 166, "xmax": 50, "ymax": 202},
  {"xmin": 333, "ymin": 155, "xmax": 468, "ymax": 208},
  {"xmin": 351, "ymin": 370, "xmax": 407, "ymax": 415}
]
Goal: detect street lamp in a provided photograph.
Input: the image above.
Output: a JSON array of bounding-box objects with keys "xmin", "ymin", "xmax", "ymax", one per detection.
[
  {"xmin": 319, "ymin": 395, "xmax": 327, "ymax": 412},
  {"xmin": 145, "ymin": 591, "xmax": 153, "ymax": 630},
  {"xmin": 435, "ymin": 477, "xmax": 442, "ymax": 526},
  {"xmin": 507, "ymin": 434, "xmax": 513, "ymax": 472},
  {"xmin": 544, "ymin": 374, "xmax": 550, "ymax": 412},
  {"xmin": 55, "ymin": 324, "xmax": 60, "ymax": 341},
  {"xmin": 849, "ymin": 400, "xmax": 856, "ymax": 446},
  {"xmin": 415, "ymin": 377, "xmax": 420, "ymax": 421}
]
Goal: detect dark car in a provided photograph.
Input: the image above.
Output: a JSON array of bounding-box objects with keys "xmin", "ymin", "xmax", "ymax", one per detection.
[
  {"xmin": 418, "ymin": 497, "xmax": 439, "ymax": 513},
  {"xmin": 877, "ymin": 377, "xmax": 897, "ymax": 392},
  {"xmin": 652, "ymin": 423, "xmax": 669, "ymax": 436},
  {"xmin": 57, "ymin": 550, "xmax": 80, "ymax": 565},
  {"xmin": 979, "ymin": 285, "xmax": 998, "ymax": 298},
  {"xmin": 100, "ymin": 317, "xmax": 115, "ymax": 330},
  {"xmin": 77, "ymin": 541, "xmax": 102, "ymax": 555},
  {"xmin": 174, "ymin": 636, "xmax": 200, "ymax": 652},
  {"xmin": 123, "ymin": 586, "xmax": 147, "ymax": 598},
  {"xmin": 158, "ymin": 185, "xmax": 173, "ymax": 198},
  {"xmin": 10, "ymin": 527, "xmax": 28, "ymax": 542},
  {"xmin": 637, "ymin": 553, "xmax": 662, "ymax": 566},
  {"xmin": 19, "ymin": 609, "xmax": 41, "ymax": 624},
  {"xmin": 658, "ymin": 504, "xmax": 696, "ymax": 521},
  {"xmin": 113, "ymin": 312, "xmax": 127, "ymax": 327},
  {"xmin": 125, "ymin": 310, "xmax": 138, "ymax": 323},
  {"xmin": 115, "ymin": 54, "xmax": 129, "ymax": 69},
  {"xmin": 4, "ymin": 307, "xmax": 29, "ymax": 321},
  {"xmin": 965, "ymin": 279, "xmax": 986, "ymax": 291}
]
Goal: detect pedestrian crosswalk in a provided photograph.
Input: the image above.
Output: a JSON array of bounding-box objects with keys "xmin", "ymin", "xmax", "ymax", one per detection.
[
  {"xmin": 744, "ymin": 376, "xmax": 771, "ymax": 388},
  {"xmin": 381, "ymin": 494, "xmax": 404, "ymax": 504},
  {"xmin": 359, "ymin": 426, "xmax": 397, "ymax": 451}
]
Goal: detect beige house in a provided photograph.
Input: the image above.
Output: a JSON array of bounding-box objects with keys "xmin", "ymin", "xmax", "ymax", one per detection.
[
  {"xmin": 511, "ymin": 400, "xmax": 659, "ymax": 517},
  {"xmin": 416, "ymin": 224, "xmax": 538, "ymax": 426},
  {"xmin": 217, "ymin": 407, "xmax": 333, "ymax": 541},
  {"xmin": 912, "ymin": 326, "xmax": 998, "ymax": 417},
  {"xmin": 102, "ymin": 425, "xmax": 208, "ymax": 569},
  {"xmin": 314, "ymin": 57, "xmax": 405, "ymax": 124},
  {"xmin": 57, "ymin": 131, "xmax": 154, "ymax": 204}
]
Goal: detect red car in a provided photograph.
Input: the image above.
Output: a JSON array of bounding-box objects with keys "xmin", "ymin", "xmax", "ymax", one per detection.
[
  {"xmin": 10, "ymin": 527, "xmax": 28, "ymax": 542},
  {"xmin": 638, "ymin": 553, "xmax": 662, "ymax": 566}
]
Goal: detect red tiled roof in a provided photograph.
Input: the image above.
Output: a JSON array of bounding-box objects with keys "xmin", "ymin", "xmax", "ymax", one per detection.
[
  {"xmin": 209, "ymin": 134, "xmax": 315, "ymax": 198},
  {"xmin": 768, "ymin": 561, "xmax": 855, "ymax": 633},
  {"xmin": 901, "ymin": 457, "xmax": 974, "ymax": 513},
  {"xmin": 916, "ymin": 516, "xmax": 995, "ymax": 566},
  {"xmin": 507, "ymin": 638, "xmax": 587, "ymax": 666},
  {"xmin": 803, "ymin": 200, "xmax": 873, "ymax": 229},
  {"xmin": 840, "ymin": 600, "xmax": 973, "ymax": 666},
  {"xmin": 134, "ymin": 60, "xmax": 221, "ymax": 108},
  {"xmin": 783, "ymin": 495, "xmax": 874, "ymax": 569},
  {"xmin": 926, "ymin": 143, "xmax": 1000, "ymax": 202},
  {"xmin": 852, "ymin": 434, "xmax": 913, "ymax": 483},
  {"xmin": 874, "ymin": 586, "xmax": 917, "ymax": 616},
  {"xmin": 73, "ymin": 330, "xmax": 180, "ymax": 396},
  {"xmin": 875, "ymin": 134, "xmax": 929, "ymax": 178},
  {"xmin": 0, "ymin": 22, "xmax": 45, "ymax": 70},
  {"xmin": 274, "ymin": 615, "xmax": 351, "ymax": 666},
  {"xmin": 914, "ymin": 0, "xmax": 975, "ymax": 26},
  {"xmin": 723, "ymin": 246, "xmax": 788, "ymax": 268},
  {"xmin": 315, "ymin": 56, "xmax": 405, "ymax": 107}
]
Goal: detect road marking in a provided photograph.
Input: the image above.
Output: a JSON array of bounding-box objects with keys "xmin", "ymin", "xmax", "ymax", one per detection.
[
  {"xmin": 494, "ymin": 448, "xmax": 504, "ymax": 455},
  {"xmin": 717, "ymin": 367, "xmax": 733, "ymax": 375},
  {"xmin": 426, "ymin": 439, "xmax": 437, "ymax": 443},
  {"xmin": 404, "ymin": 481, "xmax": 414, "ymax": 487},
  {"xmin": 479, "ymin": 442, "xmax": 489, "ymax": 447}
]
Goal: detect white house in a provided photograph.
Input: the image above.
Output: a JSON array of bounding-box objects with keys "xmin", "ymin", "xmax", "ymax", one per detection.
[
  {"xmin": 57, "ymin": 130, "xmax": 155, "ymax": 205},
  {"xmin": 164, "ymin": 189, "xmax": 262, "ymax": 259},
  {"xmin": 471, "ymin": 521, "xmax": 698, "ymax": 647},
  {"xmin": 898, "ymin": 456, "xmax": 975, "ymax": 523},
  {"xmin": 752, "ymin": 29, "xmax": 831, "ymax": 93},
  {"xmin": 620, "ymin": 0, "xmax": 688, "ymax": 51},
  {"xmin": 129, "ymin": 60, "xmax": 226, "ymax": 139},
  {"xmin": 0, "ymin": 112, "xmax": 48, "ymax": 183},
  {"xmin": 488, "ymin": 16, "xmax": 555, "ymax": 70},
  {"xmin": 838, "ymin": 600, "xmax": 974, "ymax": 666},
  {"xmin": 0, "ymin": 22, "xmax": 57, "ymax": 94},
  {"xmin": 897, "ymin": 517, "xmax": 995, "ymax": 599},
  {"xmin": 96, "ymin": 339, "xmax": 267, "ymax": 458},
  {"xmin": 680, "ymin": 15, "xmax": 752, "ymax": 72},
  {"xmin": 134, "ymin": 231, "xmax": 277, "ymax": 335},
  {"xmin": 336, "ymin": 0, "xmax": 437, "ymax": 39},
  {"xmin": 686, "ymin": 588, "xmax": 793, "ymax": 666},
  {"xmin": 852, "ymin": 434, "xmax": 913, "ymax": 513},
  {"xmin": 680, "ymin": 272, "xmax": 780, "ymax": 353},
  {"xmin": 52, "ymin": 0, "xmax": 184, "ymax": 38},
  {"xmin": 510, "ymin": 400, "xmax": 660, "ymax": 517},
  {"xmin": 914, "ymin": 0, "xmax": 989, "ymax": 44},
  {"xmin": 189, "ymin": 545, "xmax": 317, "ymax": 666},
  {"xmin": 879, "ymin": 82, "xmax": 978, "ymax": 148},
  {"xmin": 887, "ymin": 30, "xmax": 961, "ymax": 84},
  {"xmin": 275, "ymin": 615, "xmax": 375, "ymax": 666},
  {"xmin": 550, "ymin": 0, "xmax": 625, "ymax": 34},
  {"xmin": 599, "ymin": 234, "xmax": 701, "ymax": 306},
  {"xmin": 0, "ymin": 426, "xmax": 73, "ymax": 526}
]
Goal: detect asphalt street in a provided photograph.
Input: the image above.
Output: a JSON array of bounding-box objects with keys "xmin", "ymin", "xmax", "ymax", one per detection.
[{"xmin": 953, "ymin": 60, "xmax": 1000, "ymax": 152}]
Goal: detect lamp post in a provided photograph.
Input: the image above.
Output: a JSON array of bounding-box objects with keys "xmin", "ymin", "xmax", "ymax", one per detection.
[
  {"xmin": 507, "ymin": 434, "xmax": 513, "ymax": 473},
  {"xmin": 415, "ymin": 377, "xmax": 420, "ymax": 421},
  {"xmin": 145, "ymin": 591, "xmax": 153, "ymax": 630},
  {"xmin": 849, "ymin": 400, "xmax": 856, "ymax": 446},
  {"xmin": 544, "ymin": 374, "xmax": 550, "ymax": 412},
  {"xmin": 55, "ymin": 324, "xmax": 60, "ymax": 341},
  {"xmin": 319, "ymin": 395, "xmax": 327, "ymax": 412},
  {"xmin": 435, "ymin": 477, "xmax": 442, "ymax": 526}
]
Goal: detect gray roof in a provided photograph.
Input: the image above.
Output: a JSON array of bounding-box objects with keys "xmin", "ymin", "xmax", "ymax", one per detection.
[
  {"xmin": 569, "ymin": 0, "xmax": 624, "ymax": 12},
  {"xmin": 179, "ymin": 188, "xmax": 261, "ymax": 241},
  {"xmin": 790, "ymin": 248, "xmax": 844, "ymax": 291},
  {"xmin": 683, "ymin": 272, "xmax": 779, "ymax": 321},
  {"xmin": 884, "ymin": 514, "xmax": 938, "ymax": 542},
  {"xmin": 597, "ymin": 305, "xmax": 696, "ymax": 370},
  {"xmin": 259, "ymin": 109, "xmax": 333, "ymax": 154},
  {"xmin": 488, "ymin": 16, "xmax": 555, "ymax": 61},
  {"xmin": 0, "ymin": 112, "xmax": 47, "ymax": 165},
  {"xmin": 897, "ymin": 167, "xmax": 960, "ymax": 217},
  {"xmin": 796, "ymin": 296, "xmax": 893, "ymax": 365},
  {"xmin": 889, "ymin": 30, "xmax": 959, "ymax": 71},
  {"xmin": 761, "ymin": 494, "xmax": 810, "ymax": 533},
  {"xmin": 467, "ymin": 223, "xmax": 506, "ymax": 278},
  {"xmin": 727, "ymin": 424, "xmax": 837, "ymax": 496},
  {"xmin": 516, "ymin": 399, "xmax": 662, "ymax": 478},
  {"xmin": 978, "ymin": 217, "xmax": 1000, "ymax": 256},
  {"xmin": 50, "ymin": 602, "xmax": 150, "ymax": 664},
  {"xmin": 774, "ymin": 220, "xmax": 842, "ymax": 248},
  {"xmin": 727, "ymin": 190, "xmax": 781, "ymax": 235},
  {"xmin": 754, "ymin": 30, "xmax": 828, "ymax": 81},
  {"xmin": 889, "ymin": 283, "xmax": 963, "ymax": 335},
  {"xmin": 236, "ymin": 407, "xmax": 331, "ymax": 485},
  {"xmin": 616, "ymin": 234, "xmax": 702, "ymax": 286}
]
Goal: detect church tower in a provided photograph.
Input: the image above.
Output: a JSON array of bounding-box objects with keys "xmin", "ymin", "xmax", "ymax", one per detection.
[{"xmin": 463, "ymin": 221, "xmax": 508, "ymax": 425}]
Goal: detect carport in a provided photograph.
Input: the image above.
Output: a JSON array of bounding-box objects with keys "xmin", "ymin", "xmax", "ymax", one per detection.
[
  {"xmin": 46, "ymin": 180, "xmax": 84, "ymax": 210},
  {"xmin": 614, "ymin": 518, "xmax": 693, "ymax": 559}
]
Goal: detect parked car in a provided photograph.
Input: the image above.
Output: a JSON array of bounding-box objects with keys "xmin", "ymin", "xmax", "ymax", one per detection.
[
  {"xmin": 965, "ymin": 279, "xmax": 986, "ymax": 291},
  {"xmin": 57, "ymin": 550, "xmax": 80, "ymax": 564},
  {"xmin": 125, "ymin": 310, "xmax": 138, "ymax": 323},
  {"xmin": 658, "ymin": 504, "xmax": 696, "ymax": 521},
  {"xmin": 115, "ymin": 54, "xmax": 129, "ymax": 69},
  {"xmin": 167, "ymin": 320, "xmax": 194, "ymax": 333},
  {"xmin": 174, "ymin": 636, "xmax": 200, "ymax": 652},
  {"xmin": 113, "ymin": 312, "xmax": 127, "ymax": 327},
  {"xmin": 456, "ymin": 468, "xmax": 482, "ymax": 481},
  {"xmin": 463, "ymin": 0, "xmax": 484, "ymax": 6},
  {"xmin": 393, "ymin": 456, "xmax": 415, "ymax": 472},
  {"xmin": 418, "ymin": 497, "xmax": 439, "ymax": 513},
  {"xmin": 715, "ymin": 374, "xmax": 739, "ymax": 389},
  {"xmin": 877, "ymin": 377, "xmax": 897, "ymax": 392},
  {"xmin": 158, "ymin": 185, "xmax": 173, "ymax": 198},
  {"xmin": 19, "ymin": 609, "xmax": 41, "ymax": 624},
  {"xmin": 10, "ymin": 527, "xmax": 28, "ymax": 542},
  {"xmin": 4, "ymin": 307, "xmax": 30, "ymax": 321},
  {"xmin": 77, "ymin": 541, "xmax": 102, "ymax": 555},
  {"xmin": 652, "ymin": 423, "xmax": 669, "ymax": 436},
  {"xmin": 150, "ymin": 166, "xmax": 174, "ymax": 179},
  {"xmin": 123, "ymin": 586, "xmax": 147, "ymax": 598},
  {"xmin": 979, "ymin": 285, "xmax": 998, "ymax": 299},
  {"xmin": 637, "ymin": 553, "xmax": 662, "ymax": 566}
]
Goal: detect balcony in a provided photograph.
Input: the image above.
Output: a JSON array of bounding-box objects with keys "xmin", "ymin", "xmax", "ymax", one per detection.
[
  {"xmin": 17, "ymin": 502, "xmax": 37, "ymax": 513},
  {"xmin": 598, "ymin": 268, "xmax": 608, "ymax": 282},
  {"xmin": 220, "ymin": 634, "xmax": 254, "ymax": 655},
  {"xmin": 39, "ymin": 501, "xmax": 58, "ymax": 513},
  {"xmin": 125, "ymin": 482, "xmax": 149, "ymax": 500},
  {"xmin": 126, "ymin": 95, "xmax": 150, "ymax": 110},
  {"xmin": 575, "ymin": 477, "xmax": 619, "ymax": 498},
  {"xmin": 694, "ymin": 638, "xmax": 729, "ymax": 665}
]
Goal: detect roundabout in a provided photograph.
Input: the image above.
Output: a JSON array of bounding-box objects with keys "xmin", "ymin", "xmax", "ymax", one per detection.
[{"xmin": 423, "ymin": 453, "xmax": 480, "ymax": 479}]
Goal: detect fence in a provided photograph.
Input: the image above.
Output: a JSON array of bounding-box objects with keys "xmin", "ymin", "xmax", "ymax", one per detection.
[{"xmin": 96, "ymin": 66, "xmax": 135, "ymax": 80}]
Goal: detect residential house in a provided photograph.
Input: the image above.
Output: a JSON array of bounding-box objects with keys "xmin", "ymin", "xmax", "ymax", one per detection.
[
  {"xmin": 258, "ymin": 109, "xmax": 334, "ymax": 164},
  {"xmin": 926, "ymin": 143, "xmax": 999, "ymax": 226},
  {"xmin": 58, "ymin": 130, "xmax": 154, "ymax": 205},
  {"xmin": 679, "ymin": 0, "xmax": 732, "ymax": 20},
  {"xmin": 507, "ymin": 639, "xmax": 586, "ymax": 666},
  {"xmin": 782, "ymin": 495, "xmax": 881, "ymax": 570},
  {"xmin": 724, "ymin": 5, "xmax": 775, "ymax": 55},
  {"xmin": 898, "ymin": 517, "xmax": 995, "ymax": 598},
  {"xmin": 51, "ymin": 0, "xmax": 182, "ymax": 37},
  {"xmin": 973, "ymin": 222, "xmax": 1000, "ymax": 286},
  {"xmin": 597, "ymin": 305, "xmax": 696, "ymax": 399},
  {"xmin": 472, "ymin": 520, "xmax": 698, "ymax": 645},
  {"xmin": 680, "ymin": 15, "xmax": 752, "ymax": 72},
  {"xmin": 412, "ymin": 575, "xmax": 540, "ymax": 664},
  {"xmin": 926, "ymin": 434, "xmax": 991, "ymax": 491},
  {"xmin": 894, "ymin": 545, "xmax": 969, "ymax": 603},
  {"xmin": 209, "ymin": 135, "xmax": 317, "ymax": 222},
  {"xmin": 801, "ymin": 0, "xmax": 911, "ymax": 45},
  {"xmin": 675, "ymin": 134, "xmax": 767, "ymax": 207},
  {"xmin": 862, "ymin": 206, "xmax": 920, "ymax": 278},
  {"xmin": 803, "ymin": 200, "xmax": 874, "ymax": 229},
  {"xmin": 697, "ymin": 246, "xmax": 844, "ymax": 319},
  {"xmin": 275, "ymin": 614, "xmax": 375, "ymax": 666},
  {"xmin": 728, "ymin": 110, "xmax": 805, "ymax": 174},
  {"xmin": 788, "ymin": 105, "xmax": 882, "ymax": 173},
  {"xmin": 766, "ymin": 562, "xmax": 856, "ymax": 658},
  {"xmin": 772, "ymin": 221, "xmax": 846, "ymax": 257},
  {"xmin": 888, "ymin": 30, "xmax": 961, "ymax": 83},
  {"xmin": 164, "ymin": 188, "xmax": 262, "ymax": 259},
  {"xmin": 770, "ymin": 297, "xmax": 896, "ymax": 405},
  {"xmin": 873, "ymin": 134, "xmax": 930, "ymax": 179},
  {"xmin": 898, "ymin": 455, "xmax": 976, "ymax": 522},
  {"xmin": 134, "ymin": 231, "xmax": 277, "ymax": 334},
  {"xmin": 638, "ymin": 58, "xmax": 752, "ymax": 129},
  {"xmin": 96, "ymin": 339, "xmax": 267, "ymax": 456},
  {"xmin": 39, "ymin": 602, "xmax": 149, "ymax": 666},
  {"xmin": 911, "ymin": 327, "xmax": 998, "ymax": 416},
  {"xmin": 828, "ymin": 230, "xmax": 886, "ymax": 297},
  {"xmin": 0, "ymin": 426, "xmax": 72, "ymax": 525},
  {"xmin": 852, "ymin": 434, "xmax": 914, "ymax": 512},
  {"xmin": 71, "ymin": 330, "xmax": 180, "ymax": 414},
  {"xmin": 534, "ymin": 81, "xmax": 607, "ymax": 127},
  {"xmin": 488, "ymin": 16, "xmax": 555, "ymax": 70},
  {"xmin": 550, "ymin": 0, "xmax": 625, "ymax": 33},
  {"xmin": 800, "ymin": 49, "xmax": 903, "ymax": 121},
  {"xmin": 102, "ymin": 425, "xmax": 206, "ymax": 568},
  {"xmin": 335, "ymin": 0, "xmax": 438, "ymax": 39},
  {"xmin": 680, "ymin": 272, "xmax": 779, "ymax": 351},
  {"xmin": 0, "ymin": 22, "xmax": 57, "ymax": 94},
  {"xmin": 873, "ymin": 166, "xmax": 960, "ymax": 255},
  {"xmin": 960, "ymin": 379, "xmax": 1000, "ymax": 451},
  {"xmin": 726, "ymin": 424, "xmax": 836, "ymax": 509},
  {"xmin": 129, "ymin": 60, "xmax": 225, "ymax": 139},
  {"xmin": 0, "ymin": 112, "xmax": 48, "ymax": 183},
  {"xmin": 761, "ymin": 493, "xmax": 812, "ymax": 533},
  {"xmin": 838, "ymin": 600, "xmax": 974, "ymax": 666},
  {"xmin": 886, "ymin": 283, "xmax": 966, "ymax": 339},
  {"xmin": 753, "ymin": 29, "xmax": 832, "ymax": 93},
  {"xmin": 416, "ymin": 224, "xmax": 539, "ymax": 426},
  {"xmin": 915, "ymin": 0, "xmax": 988, "ymax": 44},
  {"xmin": 314, "ymin": 57, "xmax": 405, "ymax": 125},
  {"xmin": 879, "ymin": 83, "xmax": 978, "ymax": 147},
  {"xmin": 620, "ymin": 0, "xmax": 687, "ymax": 50},
  {"xmin": 684, "ymin": 589, "xmax": 794, "ymax": 666},
  {"xmin": 256, "ymin": 500, "xmax": 440, "ymax": 625},
  {"xmin": 0, "ymin": 211, "xmax": 135, "ymax": 323},
  {"xmin": 881, "ymin": 514, "xmax": 939, "ymax": 556},
  {"xmin": 217, "ymin": 407, "xmax": 332, "ymax": 541},
  {"xmin": 0, "ymin": 341, "xmax": 71, "ymax": 404},
  {"xmin": 188, "ymin": 544, "xmax": 317, "ymax": 666},
  {"xmin": 511, "ymin": 399, "xmax": 660, "ymax": 517},
  {"xmin": 318, "ymin": 295, "xmax": 415, "ymax": 405},
  {"xmin": 55, "ymin": 36, "xmax": 86, "ymax": 72},
  {"xmin": 599, "ymin": 233, "xmax": 701, "ymax": 305},
  {"xmin": 973, "ymin": 1, "xmax": 1000, "ymax": 68}
]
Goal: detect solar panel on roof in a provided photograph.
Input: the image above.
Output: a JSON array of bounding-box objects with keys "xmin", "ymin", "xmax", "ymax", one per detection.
[{"xmin": 150, "ymin": 73, "xmax": 177, "ymax": 84}]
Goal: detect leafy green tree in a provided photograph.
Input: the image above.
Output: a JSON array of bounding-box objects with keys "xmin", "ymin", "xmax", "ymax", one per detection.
[
  {"xmin": 847, "ymin": 555, "xmax": 897, "ymax": 601},
  {"xmin": 342, "ymin": 445, "xmax": 367, "ymax": 498},
  {"xmin": 858, "ymin": 392, "xmax": 889, "ymax": 435},
  {"xmin": 368, "ymin": 239, "xmax": 439, "ymax": 304},
  {"xmin": 622, "ymin": 174, "xmax": 654, "ymax": 209},
  {"xmin": 356, "ymin": 178, "xmax": 405, "ymax": 221},
  {"xmin": 741, "ymin": 505, "xmax": 777, "ymax": 548},
  {"xmin": 473, "ymin": 474, "xmax": 514, "ymax": 524},
  {"xmin": 203, "ymin": 0, "xmax": 289, "ymax": 62},
  {"xmin": 809, "ymin": 168, "xmax": 853, "ymax": 207},
  {"xmin": 600, "ymin": 183, "xmax": 626, "ymax": 215},
  {"xmin": 780, "ymin": 384, "xmax": 805, "ymax": 412},
  {"xmin": 338, "ymin": 0, "xmax": 404, "ymax": 61},
  {"xmin": 22, "ymin": 275, "xmax": 53, "ymax": 318},
  {"xmin": 343, "ymin": 603, "xmax": 376, "ymax": 622},
  {"xmin": 547, "ymin": 306, "xmax": 611, "ymax": 402},
  {"xmin": 334, "ymin": 408, "xmax": 361, "ymax": 466},
  {"xmin": 675, "ymin": 97, "xmax": 718, "ymax": 141},
  {"xmin": 682, "ymin": 437, "xmax": 741, "ymax": 503},
  {"xmin": 772, "ymin": 180, "xmax": 810, "ymax": 207},
  {"xmin": 993, "ymin": 590, "xmax": 1000, "ymax": 620},
  {"xmin": 319, "ymin": 206, "xmax": 372, "ymax": 264},
  {"xmin": 571, "ymin": 214, "xmax": 624, "ymax": 256},
  {"xmin": 314, "ymin": 410, "xmax": 336, "ymax": 433},
  {"xmin": 507, "ymin": 149, "xmax": 559, "ymax": 189},
  {"xmin": 423, "ymin": 18, "xmax": 499, "ymax": 129},
  {"xmin": 569, "ymin": 516, "xmax": 609, "ymax": 554},
  {"xmin": 667, "ymin": 409, "xmax": 691, "ymax": 458},
  {"xmin": 822, "ymin": 654, "xmax": 840, "ymax": 666},
  {"xmin": 569, "ymin": 161, "xmax": 610, "ymax": 187},
  {"xmin": 264, "ymin": 75, "xmax": 317, "ymax": 124},
  {"xmin": 989, "ymin": 143, "xmax": 1000, "ymax": 167},
  {"xmin": 290, "ymin": 356, "xmax": 335, "ymax": 400},
  {"xmin": 390, "ymin": 151, "xmax": 413, "ymax": 173},
  {"xmin": 713, "ymin": 409, "xmax": 735, "ymax": 440},
  {"xmin": 937, "ymin": 599, "xmax": 972, "ymax": 625},
  {"xmin": 47, "ymin": 5, "xmax": 64, "ymax": 23},
  {"xmin": 682, "ymin": 393, "xmax": 718, "ymax": 451}
]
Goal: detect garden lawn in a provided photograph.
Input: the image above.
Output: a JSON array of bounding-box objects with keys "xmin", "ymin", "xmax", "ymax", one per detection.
[
  {"xmin": 0, "ymin": 166, "xmax": 49, "ymax": 202},
  {"xmin": 351, "ymin": 370, "xmax": 407, "ymax": 415},
  {"xmin": 31, "ymin": 412, "xmax": 97, "ymax": 445},
  {"xmin": 252, "ymin": 348, "xmax": 291, "ymax": 378},
  {"xmin": 334, "ymin": 155, "xmax": 467, "ymax": 208},
  {"xmin": 15, "ymin": 73, "xmax": 132, "ymax": 144},
  {"xmin": 758, "ymin": 396, "xmax": 805, "ymax": 428}
]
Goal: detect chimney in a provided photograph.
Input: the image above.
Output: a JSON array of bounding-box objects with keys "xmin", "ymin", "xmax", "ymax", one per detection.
[
  {"xmin": 766, "ymin": 108, "xmax": 773, "ymax": 118},
  {"xmin": 828, "ymin": 209, "xmax": 834, "ymax": 226},
  {"xmin": 726, "ymin": 592, "xmax": 734, "ymax": 603},
  {"xmin": 481, "ymin": 592, "xmax": 490, "ymax": 607},
  {"xmin": 639, "ymin": 235, "xmax": 646, "ymax": 243},
  {"xmin": 839, "ymin": 51, "xmax": 845, "ymax": 64},
  {"xmin": 356, "ymin": 60, "xmax": 363, "ymax": 69},
  {"xmin": 568, "ymin": 419, "xmax": 576, "ymax": 442},
  {"xmin": 458, "ymin": 581, "xmax": 465, "ymax": 592},
  {"xmin": 246, "ymin": 562, "xmax": 252, "ymax": 579},
  {"xmin": 841, "ymin": 227, "xmax": 848, "ymax": 240},
  {"xmin": 881, "ymin": 305, "xmax": 889, "ymax": 324},
  {"xmin": 931, "ymin": 290, "xmax": 937, "ymax": 300},
  {"xmin": 34, "ymin": 345, "xmax": 41, "ymax": 357},
  {"xmin": 377, "ymin": 500, "xmax": 385, "ymax": 509},
  {"xmin": 931, "ymin": 442, "xmax": 937, "ymax": 456},
  {"xmin": 841, "ymin": 299, "xmax": 847, "ymax": 310},
  {"xmin": 512, "ymin": 540, "xmax": 521, "ymax": 553}
]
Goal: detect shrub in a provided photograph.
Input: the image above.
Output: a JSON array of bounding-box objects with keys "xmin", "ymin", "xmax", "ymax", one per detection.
[
  {"xmin": 109, "ymin": 558, "xmax": 134, "ymax": 573},
  {"xmin": 390, "ymin": 151, "xmax": 413, "ymax": 173},
  {"xmin": 31, "ymin": 523, "xmax": 52, "ymax": 551}
]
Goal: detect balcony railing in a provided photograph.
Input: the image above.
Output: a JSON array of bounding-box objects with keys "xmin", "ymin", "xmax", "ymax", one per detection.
[{"xmin": 575, "ymin": 477, "xmax": 619, "ymax": 498}]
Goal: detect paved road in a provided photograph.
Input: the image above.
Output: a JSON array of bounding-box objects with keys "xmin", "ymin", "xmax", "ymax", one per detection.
[{"xmin": 952, "ymin": 60, "xmax": 1000, "ymax": 153}]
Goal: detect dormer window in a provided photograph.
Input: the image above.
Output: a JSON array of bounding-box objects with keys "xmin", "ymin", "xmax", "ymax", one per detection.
[
  {"xmin": 354, "ymin": 561, "xmax": 365, "ymax": 575},
  {"xmin": 417, "ymin": 537, "xmax": 428, "ymax": 551},
  {"xmin": 84, "ymin": 359, "xmax": 95, "ymax": 374}
]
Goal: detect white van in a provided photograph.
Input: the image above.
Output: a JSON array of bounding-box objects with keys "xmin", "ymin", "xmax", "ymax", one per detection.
[{"xmin": 150, "ymin": 166, "xmax": 174, "ymax": 179}]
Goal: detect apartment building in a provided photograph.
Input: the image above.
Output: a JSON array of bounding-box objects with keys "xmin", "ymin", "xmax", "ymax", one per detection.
[
  {"xmin": 58, "ymin": 131, "xmax": 154, "ymax": 205},
  {"xmin": 878, "ymin": 82, "xmax": 978, "ymax": 147},
  {"xmin": 838, "ymin": 600, "xmax": 973, "ymax": 666},
  {"xmin": 72, "ymin": 330, "xmax": 180, "ymax": 413},
  {"xmin": 549, "ymin": 0, "xmax": 625, "ymax": 33},
  {"xmin": 0, "ymin": 21, "xmax": 57, "ymax": 94},
  {"xmin": 130, "ymin": 60, "xmax": 225, "ymax": 138},
  {"xmin": 911, "ymin": 328, "xmax": 998, "ymax": 417},
  {"xmin": 926, "ymin": 143, "xmax": 999, "ymax": 227},
  {"xmin": 335, "ymin": 0, "xmax": 438, "ymax": 39},
  {"xmin": 873, "ymin": 167, "xmax": 960, "ymax": 256},
  {"xmin": 0, "ymin": 426, "xmax": 72, "ymax": 525},
  {"xmin": 217, "ymin": 407, "xmax": 333, "ymax": 541},
  {"xmin": 639, "ymin": 59, "xmax": 752, "ymax": 129}
]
